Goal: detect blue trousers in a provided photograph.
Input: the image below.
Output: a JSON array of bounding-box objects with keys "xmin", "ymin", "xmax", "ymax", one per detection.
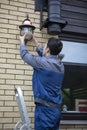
[{"xmin": 34, "ymin": 104, "xmax": 61, "ymax": 130}]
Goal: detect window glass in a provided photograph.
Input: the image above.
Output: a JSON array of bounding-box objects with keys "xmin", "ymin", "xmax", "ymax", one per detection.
[{"xmin": 61, "ymin": 41, "xmax": 87, "ymax": 64}]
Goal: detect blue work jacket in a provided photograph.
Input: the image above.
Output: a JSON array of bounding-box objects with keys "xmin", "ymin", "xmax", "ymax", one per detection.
[{"xmin": 20, "ymin": 44, "xmax": 64, "ymax": 105}]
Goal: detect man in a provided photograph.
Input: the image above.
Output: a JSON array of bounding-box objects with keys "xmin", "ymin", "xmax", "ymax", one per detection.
[{"xmin": 20, "ymin": 34, "xmax": 64, "ymax": 130}]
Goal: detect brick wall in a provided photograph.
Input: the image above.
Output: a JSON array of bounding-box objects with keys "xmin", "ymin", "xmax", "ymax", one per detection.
[
  {"xmin": 0, "ymin": 0, "xmax": 87, "ymax": 130},
  {"xmin": 0, "ymin": 0, "xmax": 49, "ymax": 129}
]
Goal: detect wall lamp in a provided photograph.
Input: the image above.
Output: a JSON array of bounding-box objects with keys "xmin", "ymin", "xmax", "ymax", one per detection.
[
  {"xmin": 35, "ymin": 0, "xmax": 67, "ymax": 35},
  {"xmin": 19, "ymin": 14, "xmax": 36, "ymax": 44}
]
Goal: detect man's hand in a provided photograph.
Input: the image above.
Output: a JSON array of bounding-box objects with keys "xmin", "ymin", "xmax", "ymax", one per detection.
[
  {"xmin": 58, "ymin": 54, "xmax": 65, "ymax": 61},
  {"xmin": 30, "ymin": 34, "xmax": 40, "ymax": 47},
  {"xmin": 19, "ymin": 33, "xmax": 26, "ymax": 44}
]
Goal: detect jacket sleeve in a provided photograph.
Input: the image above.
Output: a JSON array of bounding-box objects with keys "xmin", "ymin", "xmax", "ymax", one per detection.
[
  {"xmin": 20, "ymin": 44, "xmax": 44, "ymax": 68},
  {"xmin": 36, "ymin": 44, "xmax": 43, "ymax": 57}
]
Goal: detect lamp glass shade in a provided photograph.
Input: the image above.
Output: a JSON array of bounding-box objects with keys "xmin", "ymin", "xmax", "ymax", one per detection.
[{"xmin": 20, "ymin": 27, "xmax": 33, "ymax": 41}]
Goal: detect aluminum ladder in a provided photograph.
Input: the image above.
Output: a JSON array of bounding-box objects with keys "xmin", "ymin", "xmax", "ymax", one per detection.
[{"xmin": 14, "ymin": 87, "xmax": 32, "ymax": 130}]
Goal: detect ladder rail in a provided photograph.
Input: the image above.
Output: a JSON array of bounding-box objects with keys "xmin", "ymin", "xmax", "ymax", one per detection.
[{"xmin": 14, "ymin": 87, "xmax": 32, "ymax": 130}]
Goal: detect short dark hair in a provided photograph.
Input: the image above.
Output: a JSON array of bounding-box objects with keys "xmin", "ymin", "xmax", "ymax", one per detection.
[{"xmin": 47, "ymin": 37, "xmax": 63, "ymax": 55}]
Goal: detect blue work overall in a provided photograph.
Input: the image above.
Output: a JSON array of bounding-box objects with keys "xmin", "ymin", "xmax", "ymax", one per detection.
[{"xmin": 20, "ymin": 44, "xmax": 64, "ymax": 130}]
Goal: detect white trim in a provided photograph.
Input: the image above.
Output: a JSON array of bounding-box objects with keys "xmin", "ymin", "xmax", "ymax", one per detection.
[{"xmin": 60, "ymin": 120, "xmax": 87, "ymax": 124}]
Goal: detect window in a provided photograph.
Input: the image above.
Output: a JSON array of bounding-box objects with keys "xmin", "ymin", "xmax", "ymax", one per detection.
[{"xmin": 61, "ymin": 41, "xmax": 87, "ymax": 112}]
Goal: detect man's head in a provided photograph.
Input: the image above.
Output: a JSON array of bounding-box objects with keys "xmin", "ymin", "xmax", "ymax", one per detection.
[{"xmin": 43, "ymin": 37, "xmax": 63, "ymax": 56}]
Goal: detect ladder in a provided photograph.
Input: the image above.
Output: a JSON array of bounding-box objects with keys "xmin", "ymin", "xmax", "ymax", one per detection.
[{"xmin": 14, "ymin": 87, "xmax": 32, "ymax": 130}]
